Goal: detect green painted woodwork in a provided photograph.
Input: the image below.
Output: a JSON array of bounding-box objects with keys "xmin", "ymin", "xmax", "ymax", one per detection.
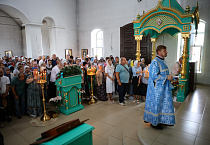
[
  {"xmin": 133, "ymin": 0, "xmax": 199, "ymax": 102},
  {"xmin": 39, "ymin": 123, "xmax": 94, "ymax": 145},
  {"xmin": 55, "ymin": 75, "xmax": 84, "ymax": 115}
]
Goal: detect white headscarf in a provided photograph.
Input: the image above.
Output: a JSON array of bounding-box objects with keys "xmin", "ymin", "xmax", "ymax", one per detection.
[
  {"xmin": 24, "ymin": 66, "xmax": 29, "ymax": 70},
  {"xmin": 134, "ymin": 60, "xmax": 139, "ymax": 68},
  {"xmin": 106, "ymin": 60, "xmax": 114, "ymax": 74}
]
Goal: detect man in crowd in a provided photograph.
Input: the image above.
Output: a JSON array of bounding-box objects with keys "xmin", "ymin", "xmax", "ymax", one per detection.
[
  {"xmin": 0, "ymin": 68, "xmax": 11, "ymax": 126},
  {"xmin": 143, "ymin": 45, "xmax": 175, "ymax": 130},
  {"xmin": 116, "ymin": 57, "xmax": 129, "ymax": 106},
  {"xmin": 50, "ymin": 62, "xmax": 63, "ymax": 98},
  {"xmin": 51, "ymin": 54, "xmax": 57, "ymax": 67},
  {"xmin": 39, "ymin": 55, "xmax": 46, "ymax": 67},
  {"xmin": 171, "ymin": 57, "xmax": 182, "ymax": 76},
  {"xmin": 10, "ymin": 72, "xmax": 26, "ymax": 119},
  {"xmin": 46, "ymin": 60, "xmax": 52, "ymax": 75},
  {"xmin": 13, "ymin": 64, "xmax": 24, "ymax": 76}
]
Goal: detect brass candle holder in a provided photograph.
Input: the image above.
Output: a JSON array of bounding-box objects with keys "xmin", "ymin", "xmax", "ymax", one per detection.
[
  {"xmin": 36, "ymin": 71, "xmax": 51, "ymax": 122},
  {"xmin": 87, "ymin": 67, "xmax": 96, "ymax": 104}
]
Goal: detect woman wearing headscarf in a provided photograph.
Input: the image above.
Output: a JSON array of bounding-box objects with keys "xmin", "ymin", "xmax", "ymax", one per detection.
[
  {"xmin": 140, "ymin": 58, "xmax": 146, "ymax": 70},
  {"xmin": 96, "ymin": 63, "xmax": 106, "ymax": 101},
  {"xmin": 141, "ymin": 64, "xmax": 150, "ymax": 101},
  {"xmin": 128, "ymin": 60, "xmax": 134, "ymax": 99},
  {"xmin": 24, "ymin": 66, "xmax": 31, "ymax": 77},
  {"xmin": 132, "ymin": 60, "xmax": 142, "ymax": 104},
  {"xmin": 105, "ymin": 59, "xmax": 115, "ymax": 103},
  {"xmin": 26, "ymin": 67, "xmax": 42, "ymax": 117}
]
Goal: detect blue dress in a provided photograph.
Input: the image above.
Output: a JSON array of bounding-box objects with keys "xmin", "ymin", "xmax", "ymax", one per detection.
[{"xmin": 143, "ymin": 56, "xmax": 175, "ymax": 126}]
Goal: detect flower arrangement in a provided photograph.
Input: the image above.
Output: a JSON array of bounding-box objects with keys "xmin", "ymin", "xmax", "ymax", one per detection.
[
  {"xmin": 49, "ymin": 96, "xmax": 62, "ymax": 114},
  {"xmin": 58, "ymin": 65, "xmax": 82, "ymax": 78}
]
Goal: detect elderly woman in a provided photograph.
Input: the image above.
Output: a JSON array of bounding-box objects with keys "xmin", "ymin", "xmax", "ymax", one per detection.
[
  {"xmin": 26, "ymin": 67, "xmax": 42, "ymax": 117},
  {"xmin": 132, "ymin": 60, "xmax": 142, "ymax": 104},
  {"xmin": 140, "ymin": 58, "xmax": 146, "ymax": 70},
  {"xmin": 105, "ymin": 59, "xmax": 115, "ymax": 103},
  {"xmin": 141, "ymin": 64, "xmax": 150, "ymax": 101},
  {"xmin": 96, "ymin": 64, "xmax": 106, "ymax": 101}
]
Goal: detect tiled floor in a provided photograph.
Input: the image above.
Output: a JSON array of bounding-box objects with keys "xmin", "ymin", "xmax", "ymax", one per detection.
[
  {"xmin": 137, "ymin": 85, "xmax": 210, "ymax": 145},
  {"xmin": 0, "ymin": 85, "xmax": 210, "ymax": 145}
]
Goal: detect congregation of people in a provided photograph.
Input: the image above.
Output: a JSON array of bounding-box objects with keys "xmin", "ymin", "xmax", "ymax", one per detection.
[{"xmin": 0, "ymin": 53, "xmax": 150, "ymax": 128}]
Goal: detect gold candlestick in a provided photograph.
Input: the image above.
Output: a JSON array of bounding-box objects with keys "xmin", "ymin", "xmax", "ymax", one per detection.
[
  {"xmin": 87, "ymin": 67, "xmax": 96, "ymax": 104},
  {"xmin": 36, "ymin": 71, "xmax": 51, "ymax": 121}
]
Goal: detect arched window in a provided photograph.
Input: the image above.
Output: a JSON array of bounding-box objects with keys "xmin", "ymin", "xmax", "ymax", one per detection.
[
  {"xmin": 177, "ymin": 20, "xmax": 206, "ymax": 72},
  {"xmin": 91, "ymin": 29, "xmax": 103, "ymax": 58}
]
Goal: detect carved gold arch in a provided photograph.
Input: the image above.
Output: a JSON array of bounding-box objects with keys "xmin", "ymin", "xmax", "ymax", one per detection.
[
  {"xmin": 135, "ymin": 12, "xmax": 190, "ymax": 29},
  {"xmin": 140, "ymin": 25, "xmax": 182, "ymax": 35},
  {"xmin": 133, "ymin": 4, "xmax": 192, "ymax": 24}
]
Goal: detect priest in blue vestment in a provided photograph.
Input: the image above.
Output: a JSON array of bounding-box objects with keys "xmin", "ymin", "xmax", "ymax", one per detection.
[{"xmin": 143, "ymin": 45, "xmax": 175, "ymax": 130}]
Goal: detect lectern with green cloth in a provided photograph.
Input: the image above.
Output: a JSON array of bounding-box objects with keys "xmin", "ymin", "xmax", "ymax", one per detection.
[
  {"xmin": 133, "ymin": 0, "xmax": 199, "ymax": 102},
  {"xmin": 55, "ymin": 66, "xmax": 84, "ymax": 115},
  {"xmin": 39, "ymin": 123, "xmax": 94, "ymax": 145}
]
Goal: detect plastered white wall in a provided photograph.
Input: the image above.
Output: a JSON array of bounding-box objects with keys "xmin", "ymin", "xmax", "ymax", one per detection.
[
  {"xmin": 0, "ymin": 0, "xmax": 77, "ymax": 59},
  {"xmin": 0, "ymin": 10, "xmax": 22, "ymax": 57}
]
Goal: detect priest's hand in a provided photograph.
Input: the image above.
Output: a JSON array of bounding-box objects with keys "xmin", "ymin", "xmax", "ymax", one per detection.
[{"xmin": 167, "ymin": 75, "xmax": 173, "ymax": 81}]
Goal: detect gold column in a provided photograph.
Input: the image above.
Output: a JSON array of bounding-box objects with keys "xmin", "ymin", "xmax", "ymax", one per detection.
[
  {"xmin": 181, "ymin": 33, "xmax": 190, "ymax": 79},
  {"xmin": 135, "ymin": 35, "xmax": 143, "ymax": 61},
  {"xmin": 151, "ymin": 38, "xmax": 157, "ymax": 60}
]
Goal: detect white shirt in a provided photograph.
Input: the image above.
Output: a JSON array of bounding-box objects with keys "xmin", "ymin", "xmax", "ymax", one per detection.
[
  {"xmin": 50, "ymin": 65, "xmax": 60, "ymax": 82},
  {"xmin": 0, "ymin": 76, "xmax": 10, "ymax": 95},
  {"xmin": 39, "ymin": 59, "xmax": 44, "ymax": 66}
]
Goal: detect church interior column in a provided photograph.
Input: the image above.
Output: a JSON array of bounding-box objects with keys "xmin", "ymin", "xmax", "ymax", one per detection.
[
  {"xmin": 48, "ymin": 26, "xmax": 57, "ymax": 56},
  {"xmin": 177, "ymin": 33, "xmax": 190, "ymax": 102},
  {"xmin": 151, "ymin": 38, "xmax": 157, "ymax": 60},
  {"xmin": 23, "ymin": 23, "xmax": 43, "ymax": 59},
  {"xmin": 135, "ymin": 35, "xmax": 143, "ymax": 61},
  {"xmin": 181, "ymin": 33, "xmax": 190, "ymax": 79}
]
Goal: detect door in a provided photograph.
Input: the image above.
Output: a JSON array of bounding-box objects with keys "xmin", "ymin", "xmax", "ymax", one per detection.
[{"xmin": 120, "ymin": 23, "xmax": 152, "ymax": 64}]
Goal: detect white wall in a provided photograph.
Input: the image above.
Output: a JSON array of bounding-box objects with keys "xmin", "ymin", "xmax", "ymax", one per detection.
[
  {"xmin": 156, "ymin": 34, "xmax": 178, "ymax": 73},
  {"xmin": 0, "ymin": 10, "xmax": 23, "ymax": 58},
  {"xmin": 77, "ymin": 0, "xmax": 160, "ymax": 58},
  {"xmin": 0, "ymin": 0, "xmax": 77, "ymax": 59}
]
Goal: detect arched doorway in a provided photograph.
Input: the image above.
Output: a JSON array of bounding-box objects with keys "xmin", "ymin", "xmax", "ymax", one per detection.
[
  {"xmin": 41, "ymin": 17, "xmax": 56, "ymax": 57},
  {"xmin": 0, "ymin": 4, "xmax": 29, "ymax": 57},
  {"xmin": 120, "ymin": 23, "xmax": 152, "ymax": 64}
]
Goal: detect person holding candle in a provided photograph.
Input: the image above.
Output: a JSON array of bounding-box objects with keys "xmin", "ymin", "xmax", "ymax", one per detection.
[{"xmin": 26, "ymin": 67, "xmax": 42, "ymax": 117}]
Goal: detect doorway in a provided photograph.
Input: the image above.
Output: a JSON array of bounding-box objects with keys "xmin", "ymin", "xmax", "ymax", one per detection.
[{"xmin": 120, "ymin": 23, "xmax": 152, "ymax": 64}]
